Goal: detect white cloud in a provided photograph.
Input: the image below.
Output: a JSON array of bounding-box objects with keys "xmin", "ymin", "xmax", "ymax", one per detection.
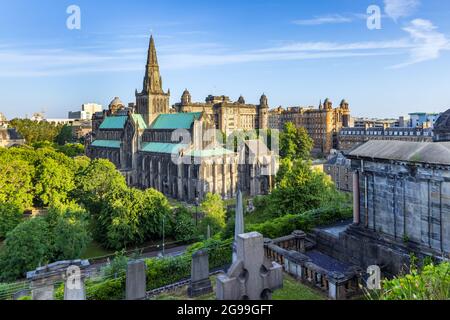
[
  {"xmin": 384, "ymin": 0, "xmax": 420, "ymax": 21},
  {"xmin": 391, "ymin": 19, "xmax": 450, "ymax": 68},
  {"xmin": 292, "ymin": 14, "xmax": 353, "ymax": 26}
]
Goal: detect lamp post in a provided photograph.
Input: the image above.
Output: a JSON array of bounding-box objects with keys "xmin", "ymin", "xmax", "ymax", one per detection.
[
  {"xmin": 162, "ymin": 215, "xmax": 165, "ymax": 257},
  {"xmin": 195, "ymin": 197, "xmax": 199, "ymax": 226}
]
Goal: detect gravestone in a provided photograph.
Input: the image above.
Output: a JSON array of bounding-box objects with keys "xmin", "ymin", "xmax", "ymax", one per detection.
[
  {"xmin": 232, "ymin": 190, "xmax": 244, "ymax": 263},
  {"xmin": 126, "ymin": 260, "xmax": 147, "ymax": 300},
  {"xmin": 216, "ymin": 232, "xmax": 283, "ymax": 300},
  {"xmin": 187, "ymin": 250, "xmax": 213, "ymax": 297},
  {"xmin": 27, "ymin": 260, "xmax": 90, "ymax": 301}
]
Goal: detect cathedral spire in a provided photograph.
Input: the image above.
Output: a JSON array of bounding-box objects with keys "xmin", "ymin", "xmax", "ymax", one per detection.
[
  {"xmin": 143, "ymin": 35, "xmax": 163, "ymax": 94},
  {"xmin": 147, "ymin": 35, "xmax": 159, "ymax": 67}
]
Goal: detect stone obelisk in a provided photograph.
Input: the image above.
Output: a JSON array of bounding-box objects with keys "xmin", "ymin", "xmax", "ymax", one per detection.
[{"xmin": 233, "ymin": 190, "xmax": 244, "ymax": 263}]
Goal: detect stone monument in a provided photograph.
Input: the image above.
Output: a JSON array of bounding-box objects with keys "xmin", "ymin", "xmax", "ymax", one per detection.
[
  {"xmin": 232, "ymin": 190, "xmax": 244, "ymax": 263},
  {"xmin": 187, "ymin": 250, "xmax": 213, "ymax": 297},
  {"xmin": 216, "ymin": 232, "xmax": 283, "ymax": 300},
  {"xmin": 27, "ymin": 259, "xmax": 90, "ymax": 300},
  {"xmin": 126, "ymin": 260, "xmax": 147, "ymax": 300}
]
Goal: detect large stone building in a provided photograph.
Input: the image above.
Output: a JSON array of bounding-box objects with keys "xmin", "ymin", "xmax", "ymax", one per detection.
[
  {"xmin": 86, "ymin": 36, "xmax": 277, "ymax": 202},
  {"xmin": 173, "ymin": 92, "xmax": 269, "ymax": 134},
  {"xmin": 338, "ymin": 126, "xmax": 433, "ymax": 152},
  {"xmin": 269, "ymin": 99, "xmax": 351, "ymax": 155}
]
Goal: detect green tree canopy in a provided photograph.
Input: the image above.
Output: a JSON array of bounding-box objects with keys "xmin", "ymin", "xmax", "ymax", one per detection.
[
  {"xmin": 280, "ymin": 122, "xmax": 314, "ymax": 160},
  {"xmin": 0, "ymin": 153, "xmax": 34, "ymax": 210},
  {"xmin": 73, "ymin": 159, "xmax": 128, "ymax": 214},
  {"xmin": 263, "ymin": 158, "xmax": 341, "ymax": 217},
  {"xmin": 0, "ymin": 203, "xmax": 24, "ymax": 239},
  {"xmin": 0, "ymin": 217, "xmax": 52, "ymax": 281},
  {"xmin": 9, "ymin": 119, "xmax": 63, "ymax": 145},
  {"xmin": 34, "ymin": 157, "xmax": 76, "ymax": 206},
  {"xmin": 199, "ymin": 193, "xmax": 226, "ymax": 236}
]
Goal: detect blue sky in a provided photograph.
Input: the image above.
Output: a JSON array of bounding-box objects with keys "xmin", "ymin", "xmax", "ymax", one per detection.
[{"xmin": 0, "ymin": 0, "xmax": 449, "ymax": 119}]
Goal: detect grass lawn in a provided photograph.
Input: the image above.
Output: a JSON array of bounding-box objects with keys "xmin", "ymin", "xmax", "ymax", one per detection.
[
  {"xmin": 151, "ymin": 274, "xmax": 326, "ymax": 301},
  {"xmin": 81, "ymin": 241, "xmax": 115, "ymax": 259}
]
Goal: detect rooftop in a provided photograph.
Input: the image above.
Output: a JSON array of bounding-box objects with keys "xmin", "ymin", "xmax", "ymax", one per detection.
[
  {"xmin": 348, "ymin": 140, "xmax": 450, "ymax": 166},
  {"xmin": 99, "ymin": 116, "xmax": 128, "ymax": 130},
  {"xmin": 150, "ymin": 112, "xmax": 202, "ymax": 130}
]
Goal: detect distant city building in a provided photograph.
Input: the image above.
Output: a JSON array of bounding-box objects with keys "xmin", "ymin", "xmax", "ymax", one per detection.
[
  {"xmin": 269, "ymin": 99, "xmax": 351, "ymax": 155},
  {"xmin": 409, "ymin": 112, "xmax": 441, "ymax": 128},
  {"xmin": 353, "ymin": 117, "xmax": 398, "ymax": 129},
  {"xmin": 173, "ymin": 92, "xmax": 269, "ymax": 134},
  {"xmin": 338, "ymin": 126, "xmax": 433, "ymax": 152},
  {"xmin": 324, "ymin": 152, "xmax": 352, "ymax": 193},
  {"xmin": 0, "ymin": 112, "xmax": 7, "ymax": 127},
  {"xmin": 434, "ymin": 108, "xmax": 450, "ymax": 142},
  {"xmin": 0, "ymin": 127, "xmax": 25, "ymax": 147},
  {"xmin": 69, "ymin": 103, "xmax": 103, "ymax": 120}
]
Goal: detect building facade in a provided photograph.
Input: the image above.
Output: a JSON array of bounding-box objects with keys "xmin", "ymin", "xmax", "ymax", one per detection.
[
  {"xmin": 324, "ymin": 152, "xmax": 352, "ymax": 193},
  {"xmin": 338, "ymin": 126, "xmax": 433, "ymax": 152},
  {"xmin": 173, "ymin": 92, "xmax": 269, "ymax": 134},
  {"xmin": 86, "ymin": 36, "xmax": 277, "ymax": 202},
  {"xmin": 269, "ymin": 99, "xmax": 351, "ymax": 155}
]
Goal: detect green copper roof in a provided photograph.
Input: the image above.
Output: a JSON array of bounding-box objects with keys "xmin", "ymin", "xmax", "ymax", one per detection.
[
  {"xmin": 91, "ymin": 140, "xmax": 121, "ymax": 149},
  {"xmin": 187, "ymin": 147, "xmax": 234, "ymax": 157},
  {"xmin": 132, "ymin": 114, "xmax": 147, "ymax": 129},
  {"xmin": 141, "ymin": 142, "xmax": 189, "ymax": 154},
  {"xmin": 99, "ymin": 116, "xmax": 127, "ymax": 130},
  {"xmin": 150, "ymin": 112, "xmax": 202, "ymax": 130}
]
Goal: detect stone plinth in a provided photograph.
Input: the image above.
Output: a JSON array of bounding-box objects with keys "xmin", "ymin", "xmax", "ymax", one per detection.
[
  {"xmin": 188, "ymin": 250, "xmax": 212, "ymax": 297},
  {"xmin": 126, "ymin": 260, "xmax": 147, "ymax": 300}
]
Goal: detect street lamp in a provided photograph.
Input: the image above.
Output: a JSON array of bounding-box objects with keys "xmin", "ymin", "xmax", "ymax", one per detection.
[
  {"xmin": 162, "ymin": 215, "xmax": 165, "ymax": 257},
  {"xmin": 195, "ymin": 197, "xmax": 199, "ymax": 226}
]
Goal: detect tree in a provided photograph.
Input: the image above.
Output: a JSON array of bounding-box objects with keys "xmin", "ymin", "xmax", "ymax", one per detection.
[
  {"xmin": 0, "ymin": 218, "xmax": 52, "ymax": 281},
  {"xmin": 57, "ymin": 143, "xmax": 85, "ymax": 157},
  {"xmin": 0, "ymin": 203, "xmax": 23, "ymax": 239},
  {"xmin": 172, "ymin": 207, "xmax": 197, "ymax": 242},
  {"xmin": 0, "ymin": 154, "xmax": 34, "ymax": 210},
  {"xmin": 9, "ymin": 119, "xmax": 63, "ymax": 145},
  {"xmin": 264, "ymin": 158, "xmax": 339, "ymax": 217},
  {"xmin": 52, "ymin": 216, "xmax": 91, "ymax": 261},
  {"xmin": 73, "ymin": 159, "xmax": 127, "ymax": 214},
  {"xmin": 34, "ymin": 157, "xmax": 76, "ymax": 206},
  {"xmin": 55, "ymin": 124, "xmax": 73, "ymax": 145},
  {"xmin": 98, "ymin": 188, "xmax": 171, "ymax": 250},
  {"xmin": 280, "ymin": 122, "xmax": 314, "ymax": 160},
  {"xmin": 199, "ymin": 193, "xmax": 226, "ymax": 236}
]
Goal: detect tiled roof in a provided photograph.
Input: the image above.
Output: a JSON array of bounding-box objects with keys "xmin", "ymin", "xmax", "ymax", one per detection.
[
  {"xmin": 99, "ymin": 116, "xmax": 128, "ymax": 130},
  {"xmin": 132, "ymin": 114, "xmax": 147, "ymax": 129},
  {"xmin": 150, "ymin": 112, "xmax": 202, "ymax": 130},
  {"xmin": 91, "ymin": 140, "xmax": 121, "ymax": 149},
  {"xmin": 140, "ymin": 142, "xmax": 188, "ymax": 154}
]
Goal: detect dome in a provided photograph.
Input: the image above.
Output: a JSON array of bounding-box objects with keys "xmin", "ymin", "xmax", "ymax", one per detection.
[
  {"xmin": 109, "ymin": 97, "xmax": 124, "ymax": 108},
  {"xmin": 433, "ymin": 109, "xmax": 450, "ymax": 142},
  {"xmin": 237, "ymin": 95, "xmax": 245, "ymax": 104},
  {"xmin": 181, "ymin": 89, "xmax": 192, "ymax": 105}
]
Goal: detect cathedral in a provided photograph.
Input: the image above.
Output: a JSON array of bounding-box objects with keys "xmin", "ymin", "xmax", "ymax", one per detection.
[{"xmin": 86, "ymin": 36, "xmax": 278, "ymax": 202}]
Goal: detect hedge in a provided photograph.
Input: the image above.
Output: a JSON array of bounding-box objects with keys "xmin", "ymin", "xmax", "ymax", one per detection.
[{"xmin": 246, "ymin": 206, "xmax": 352, "ymax": 239}]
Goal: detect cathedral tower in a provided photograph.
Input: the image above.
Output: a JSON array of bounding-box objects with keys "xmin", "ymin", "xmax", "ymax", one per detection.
[{"xmin": 136, "ymin": 35, "xmax": 170, "ymax": 126}]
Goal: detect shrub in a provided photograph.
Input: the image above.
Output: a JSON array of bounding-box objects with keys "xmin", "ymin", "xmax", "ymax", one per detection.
[
  {"xmin": 246, "ymin": 206, "xmax": 352, "ymax": 239},
  {"xmin": 374, "ymin": 262, "xmax": 450, "ymax": 300},
  {"xmin": 0, "ymin": 217, "xmax": 52, "ymax": 281}
]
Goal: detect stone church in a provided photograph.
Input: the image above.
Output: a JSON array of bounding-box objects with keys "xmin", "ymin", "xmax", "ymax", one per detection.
[{"xmin": 86, "ymin": 36, "xmax": 278, "ymax": 202}]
